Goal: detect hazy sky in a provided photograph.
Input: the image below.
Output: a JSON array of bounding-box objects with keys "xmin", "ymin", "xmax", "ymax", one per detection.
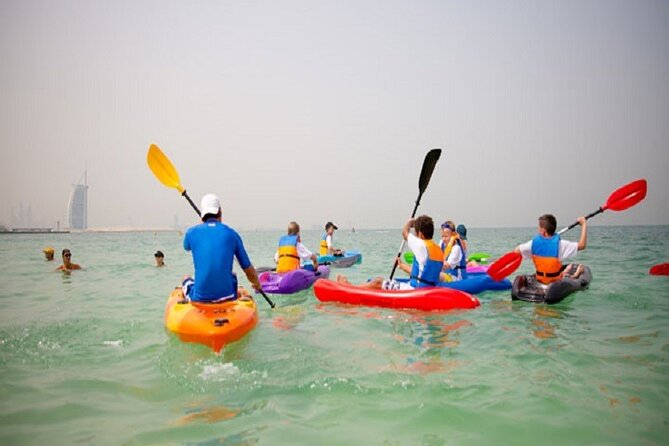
[{"xmin": 1, "ymin": 0, "xmax": 667, "ymax": 230}]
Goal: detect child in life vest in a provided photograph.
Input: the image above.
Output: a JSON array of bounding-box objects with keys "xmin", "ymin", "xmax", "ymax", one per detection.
[{"xmin": 514, "ymin": 214, "xmax": 587, "ymax": 284}]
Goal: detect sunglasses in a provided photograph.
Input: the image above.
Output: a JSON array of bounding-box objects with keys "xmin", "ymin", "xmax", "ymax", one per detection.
[{"xmin": 64, "ymin": 253, "xmax": 71, "ymax": 257}]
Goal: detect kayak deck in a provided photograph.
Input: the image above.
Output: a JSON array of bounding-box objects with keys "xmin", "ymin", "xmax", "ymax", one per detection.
[
  {"xmin": 164, "ymin": 288, "xmax": 258, "ymax": 352},
  {"xmin": 313, "ymin": 279, "xmax": 480, "ymax": 311}
]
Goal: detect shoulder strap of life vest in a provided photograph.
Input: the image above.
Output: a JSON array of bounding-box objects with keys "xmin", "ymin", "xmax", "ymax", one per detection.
[{"xmin": 531, "ymin": 234, "xmax": 563, "ymax": 284}]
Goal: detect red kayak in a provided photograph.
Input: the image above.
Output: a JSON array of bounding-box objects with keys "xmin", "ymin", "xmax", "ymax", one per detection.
[
  {"xmin": 313, "ymin": 279, "xmax": 480, "ymax": 311},
  {"xmin": 649, "ymin": 263, "xmax": 669, "ymax": 276}
]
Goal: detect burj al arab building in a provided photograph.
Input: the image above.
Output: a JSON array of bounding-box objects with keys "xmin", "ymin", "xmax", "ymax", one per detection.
[{"xmin": 68, "ymin": 171, "xmax": 88, "ymax": 230}]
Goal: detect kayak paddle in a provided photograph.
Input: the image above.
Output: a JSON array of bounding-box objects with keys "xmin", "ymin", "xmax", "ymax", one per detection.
[
  {"xmin": 146, "ymin": 143, "xmax": 275, "ymax": 308},
  {"xmin": 649, "ymin": 263, "xmax": 669, "ymax": 276},
  {"xmin": 389, "ymin": 148, "xmax": 442, "ymax": 280},
  {"xmin": 487, "ymin": 178, "xmax": 648, "ymax": 282},
  {"xmin": 147, "ymin": 143, "xmax": 201, "ymax": 216}
]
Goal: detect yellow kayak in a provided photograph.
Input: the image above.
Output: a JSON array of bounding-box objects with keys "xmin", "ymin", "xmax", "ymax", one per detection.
[{"xmin": 164, "ymin": 287, "xmax": 258, "ymax": 352}]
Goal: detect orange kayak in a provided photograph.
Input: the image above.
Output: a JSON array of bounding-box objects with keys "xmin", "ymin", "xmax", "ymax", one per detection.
[{"xmin": 164, "ymin": 288, "xmax": 258, "ymax": 352}]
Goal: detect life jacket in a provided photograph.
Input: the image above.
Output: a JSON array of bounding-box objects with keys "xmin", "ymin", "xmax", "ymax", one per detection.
[
  {"xmin": 441, "ymin": 236, "xmax": 468, "ymax": 281},
  {"xmin": 320, "ymin": 233, "xmax": 329, "ymax": 256},
  {"xmin": 276, "ymin": 234, "xmax": 300, "ymax": 273},
  {"xmin": 531, "ymin": 234, "xmax": 563, "ymax": 284},
  {"xmin": 410, "ymin": 240, "xmax": 444, "ymax": 288}
]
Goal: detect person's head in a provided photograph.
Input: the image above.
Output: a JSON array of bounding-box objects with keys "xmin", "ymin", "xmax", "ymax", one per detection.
[
  {"xmin": 154, "ymin": 250, "xmax": 165, "ymax": 266},
  {"xmin": 43, "ymin": 247, "xmax": 55, "ymax": 261},
  {"xmin": 287, "ymin": 221, "xmax": 300, "ymax": 235},
  {"xmin": 414, "ymin": 215, "xmax": 435, "ymax": 240},
  {"xmin": 440, "ymin": 220, "xmax": 456, "ymax": 239},
  {"xmin": 200, "ymin": 193, "xmax": 222, "ymax": 221},
  {"xmin": 456, "ymin": 224, "xmax": 467, "ymax": 241},
  {"xmin": 538, "ymin": 214, "xmax": 557, "ymax": 236},
  {"xmin": 62, "ymin": 249, "xmax": 72, "ymax": 263},
  {"xmin": 325, "ymin": 221, "xmax": 338, "ymax": 235}
]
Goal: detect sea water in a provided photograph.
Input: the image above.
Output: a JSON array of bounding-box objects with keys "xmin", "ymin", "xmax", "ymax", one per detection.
[{"xmin": 0, "ymin": 226, "xmax": 668, "ymax": 445}]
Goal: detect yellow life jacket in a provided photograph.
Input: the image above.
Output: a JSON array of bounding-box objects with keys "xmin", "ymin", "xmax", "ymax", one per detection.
[
  {"xmin": 276, "ymin": 235, "xmax": 300, "ymax": 273},
  {"xmin": 441, "ymin": 234, "xmax": 459, "ymax": 259},
  {"xmin": 320, "ymin": 233, "xmax": 329, "ymax": 256}
]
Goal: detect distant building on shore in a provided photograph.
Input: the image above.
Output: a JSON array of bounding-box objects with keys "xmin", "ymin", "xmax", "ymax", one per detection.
[{"xmin": 68, "ymin": 171, "xmax": 88, "ymax": 230}]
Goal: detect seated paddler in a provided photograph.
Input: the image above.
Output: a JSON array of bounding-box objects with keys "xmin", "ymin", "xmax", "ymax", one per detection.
[
  {"xmin": 275, "ymin": 221, "xmax": 319, "ymax": 273},
  {"xmin": 439, "ymin": 220, "xmax": 468, "ymax": 282},
  {"xmin": 182, "ymin": 193, "xmax": 262, "ymax": 303},
  {"xmin": 337, "ymin": 215, "xmax": 443, "ymax": 290},
  {"xmin": 514, "ymin": 213, "xmax": 588, "ymax": 284},
  {"xmin": 320, "ymin": 221, "xmax": 343, "ymax": 256}
]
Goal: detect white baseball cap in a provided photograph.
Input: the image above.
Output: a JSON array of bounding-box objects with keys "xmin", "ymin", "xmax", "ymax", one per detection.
[{"xmin": 200, "ymin": 193, "xmax": 221, "ymax": 216}]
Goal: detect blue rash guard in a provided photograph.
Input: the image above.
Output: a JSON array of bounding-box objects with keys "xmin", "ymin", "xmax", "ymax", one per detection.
[{"xmin": 183, "ymin": 218, "xmax": 252, "ymax": 302}]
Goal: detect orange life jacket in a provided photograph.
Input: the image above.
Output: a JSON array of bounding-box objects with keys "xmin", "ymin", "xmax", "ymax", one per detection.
[{"xmin": 531, "ymin": 234, "xmax": 563, "ymax": 284}]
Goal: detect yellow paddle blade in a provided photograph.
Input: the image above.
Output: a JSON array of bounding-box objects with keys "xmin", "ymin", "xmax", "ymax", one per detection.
[{"xmin": 147, "ymin": 144, "xmax": 185, "ymax": 194}]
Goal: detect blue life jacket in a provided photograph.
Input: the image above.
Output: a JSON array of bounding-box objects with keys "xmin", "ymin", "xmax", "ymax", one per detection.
[
  {"xmin": 409, "ymin": 239, "xmax": 444, "ymax": 288},
  {"xmin": 531, "ymin": 234, "xmax": 562, "ymax": 284}
]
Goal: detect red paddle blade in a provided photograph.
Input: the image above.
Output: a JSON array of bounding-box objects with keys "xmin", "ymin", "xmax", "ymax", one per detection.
[
  {"xmin": 649, "ymin": 263, "xmax": 669, "ymax": 276},
  {"xmin": 487, "ymin": 251, "xmax": 522, "ymax": 281},
  {"xmin": 604, "ymin": 179, "xmax": 647, "ymax": 211}
]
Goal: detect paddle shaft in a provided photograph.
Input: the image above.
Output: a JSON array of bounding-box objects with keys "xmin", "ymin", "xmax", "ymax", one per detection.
[
  {"xmin": 558, "ymin": 207, "xmax": 602, "ymax": 235},
  {"xmin": 182, "ymin": 191, "xmax": 201, "ymax": 216},
  {"xmin": 389, "ymin": 197, "xmax": 423, "ymax": 280}
]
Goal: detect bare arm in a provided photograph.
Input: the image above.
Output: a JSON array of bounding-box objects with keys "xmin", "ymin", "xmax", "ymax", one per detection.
[
  {"xmin": 397, "ymin": 258, "xmax": 411, "ymax": 274},
  {"xmin": 401, "ymin": 219, "xmax": 414, "ymax": 240},
  {"xmin": 243, "ymin": 265, "xmax": 262, "ymax": 290}
]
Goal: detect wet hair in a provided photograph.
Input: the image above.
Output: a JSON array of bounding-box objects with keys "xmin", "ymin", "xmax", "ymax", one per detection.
[
  {"xmin": 538, "ymin": 214, "xmax": 557, "ymax": 236},
  {"xmin": 62, "ymin": 249, "xmax": 71, "ymax": 256},
  {"xmin": 414, "ymin": 215, "xmax": 434, "ymax": 239},
  {"xmin": 287, "ymin": 221, "xmax": 300, "ymax": 235}
]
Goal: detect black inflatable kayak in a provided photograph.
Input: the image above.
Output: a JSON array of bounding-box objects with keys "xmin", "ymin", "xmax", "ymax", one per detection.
[{"xmin": 511, "ymin": 264, "xmax": 592, "ymax": 304}]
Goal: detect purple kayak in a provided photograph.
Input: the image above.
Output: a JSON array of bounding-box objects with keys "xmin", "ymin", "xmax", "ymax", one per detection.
[{"xmin": 258, "ymin": 265, "xmax": 330, "ymax": 294}]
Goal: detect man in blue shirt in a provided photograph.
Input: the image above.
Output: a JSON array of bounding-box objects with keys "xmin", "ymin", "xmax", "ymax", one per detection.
[{"xmin": 182, "ymin": 193, "xmax": 262, "ymax": 302}]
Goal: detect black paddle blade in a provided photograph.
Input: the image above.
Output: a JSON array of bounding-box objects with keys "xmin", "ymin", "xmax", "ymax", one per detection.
[{"xmin": 418, "ymin": 148, "xmax": 442, "ymax": 194}]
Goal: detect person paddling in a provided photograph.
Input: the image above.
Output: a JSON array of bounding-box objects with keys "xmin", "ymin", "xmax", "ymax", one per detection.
[
  {"xmin": 439, "ymin": 221, "xmax": 468, "ymax": 282},
  {"xmin": 274, "ymin": 221, "xmax": 319, "ymax": 273},
  {"xmin": 181, "ymin": 194, "xmax": 262, "ymax": 303},
  {"xmin": 513, "ymin": 214, "xmax": 587, "ymax": 284},
  {"xmin": 337, "ymin": 215, "xmax": 443, "ymax": 290},
  {"xmin": 320, "ymin": 221, "xmax": 343, "ymax": 256}
]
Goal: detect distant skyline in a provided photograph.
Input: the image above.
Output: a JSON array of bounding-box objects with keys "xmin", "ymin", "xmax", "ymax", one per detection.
[{"xmin": 1, "ymin": 0, "xmax": 667, "ymax": 231}]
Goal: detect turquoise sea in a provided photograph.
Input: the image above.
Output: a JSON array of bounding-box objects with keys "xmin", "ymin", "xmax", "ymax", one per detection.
[{"xmin": 1, "ymin": 226, "xmax": 668, "ymax": 445}]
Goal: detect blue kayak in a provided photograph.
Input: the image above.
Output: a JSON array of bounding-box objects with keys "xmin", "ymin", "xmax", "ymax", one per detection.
[
  {"xmin": 317, "ymin": 250, "xmax": 363, "ymax": 268},
  {"xmin": 396, "ymin": 273, "xmax": 511, "ymax": 294}
]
